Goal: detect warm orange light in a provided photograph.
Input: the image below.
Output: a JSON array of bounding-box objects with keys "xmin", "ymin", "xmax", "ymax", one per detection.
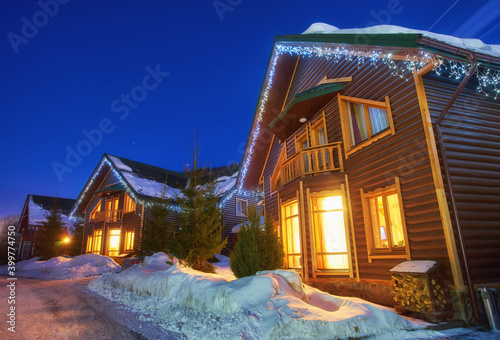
[{"xmin": 63, "ymin": 237, "xmax": 70, "ymax": 244}]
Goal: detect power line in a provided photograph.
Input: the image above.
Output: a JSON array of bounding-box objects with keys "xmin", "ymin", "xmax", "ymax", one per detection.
[{"xmin": 428, "ymin": 0, "xmax": 461, "ymax": 31}]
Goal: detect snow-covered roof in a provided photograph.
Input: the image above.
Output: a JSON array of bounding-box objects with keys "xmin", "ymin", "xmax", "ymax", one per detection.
[
  {"xmin": 303, "ymin": 23, "xmax": 500, "ymax": 59},
  {"xmin": 106, "ymin": 154, "xmax": 187, "ymax": 199},
  {"xmin": 27, "ymin": 195, "xmax": 75, "ymax": 227},
  {"xmin": 214, "ymin": 171, "xmax": 238, "ymax": 196}
]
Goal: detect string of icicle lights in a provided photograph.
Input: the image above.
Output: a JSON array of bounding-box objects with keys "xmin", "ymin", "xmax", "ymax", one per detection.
[
  {"xmin": 69, "ymin": 157, "xmax": 182, "ymax": 219},
  {"xmin": 237, "ymin": 42, "xmax": 500, "ymax": 191}
]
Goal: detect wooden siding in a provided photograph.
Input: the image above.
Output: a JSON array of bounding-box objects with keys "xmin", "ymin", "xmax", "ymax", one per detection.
[
  {"xmin": 220, "ymin": 191, "xmax": 262, "ymax": 254},
  {"xmin": 262, "ymin": 135, "xmax": 284, "ymax": 222},
  {"xmin": 262, "ymin": 55, "xmax": 451, "ymax": 284},
  {"xmin": 423, "ymin": 73, "xmax": 500, "ymax": 284}
]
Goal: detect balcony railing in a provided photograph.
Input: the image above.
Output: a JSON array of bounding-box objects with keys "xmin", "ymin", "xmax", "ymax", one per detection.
[
  {"xmin": 281, "ymin": 142, "xmax": 344, "ymax": 186},
  {"xmin": 94, "ymin": 209, "xmax": 123, "ymax": 222}
]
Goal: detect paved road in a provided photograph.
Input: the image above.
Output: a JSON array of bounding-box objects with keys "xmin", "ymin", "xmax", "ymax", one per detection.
[{"xmin": 0, "ymin": 275, "xmax": 180, "ymax": 339}]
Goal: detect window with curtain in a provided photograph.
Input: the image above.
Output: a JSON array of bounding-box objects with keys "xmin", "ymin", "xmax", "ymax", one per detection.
[
  {"xmin": 283, "ymin": 201, "xmax": 301, "ymax": 269},
  {"xmin": 346, "ymin": 101, "xmax": 389, "ymax": 147},
  {"xmin": 362, "ymin": 186, "xmax": 407, "ymax": 259},
  {"xmin": 311, "ymin": 196, "xmax": 349, "ymax": 271},
  {"xmin": 339, "ymin": 95, "xmax": 393, "ymax": 154}
]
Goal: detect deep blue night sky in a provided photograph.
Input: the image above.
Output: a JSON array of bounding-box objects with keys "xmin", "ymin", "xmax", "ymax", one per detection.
[{"xmin": 1, "ymin": 0, "xmax": 499, "ymax": 217}]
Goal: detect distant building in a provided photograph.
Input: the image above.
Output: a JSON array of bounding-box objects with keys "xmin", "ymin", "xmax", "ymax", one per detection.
[
  {"xmin": 71, "ymin": 154, "xmax": 261, "ymax": 262},
  {"xmin": 16, "ymin": 194, "xmax": 75, "ymax": 260}
]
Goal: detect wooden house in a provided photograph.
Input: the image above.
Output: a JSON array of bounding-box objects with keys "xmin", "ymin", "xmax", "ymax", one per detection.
[
  {"xmin": 237, "ymin": 24, "xmax": 500, "ymax": 320},
  {"xmin": 71, "ymin": 154, "xmax": 258, "ymax": 260},
  {"xmin": 16, "ymin": 194, "xmax": 75, "ymax": 260}
]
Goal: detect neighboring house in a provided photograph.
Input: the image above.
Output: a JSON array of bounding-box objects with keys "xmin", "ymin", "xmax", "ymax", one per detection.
[
  {"xmin": 71, "ymin": 154, "xmax": 258, "ymax": 261},
  {"xmin": 215, "ymin": 171, "xmax": 263, "ymax": 253},
  {"xmin": 237, "ymin": 24, "xmax": 500, "ymax": 319},
  {"xmin": 16, "ymin": 194, "xmax": 75, "ymax": 260}
]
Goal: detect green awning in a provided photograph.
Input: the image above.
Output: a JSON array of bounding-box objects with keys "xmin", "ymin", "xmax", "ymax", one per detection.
[
  {"xmin": 270, "ymin": 82, "xmax": 345, "ymax": 140},
  {"xmin": 94, "ymin": 183, "xmax": 127, "ymax": 197}
]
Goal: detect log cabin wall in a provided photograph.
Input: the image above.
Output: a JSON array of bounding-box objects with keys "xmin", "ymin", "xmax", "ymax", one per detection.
[
  {"xmin": 262, "ymin": 135, "xmax": 284, "ymax": 223},
  {"xmin": 220, "ymin": 190, "xmax": 262, "ymax": 254},
  {"xmin": 261, "ymin": 54, "xmax": 454, "ymax": 292},
  {"xmin": 423, "ymin": 73, "xmax": 500, "ymax": 285}
]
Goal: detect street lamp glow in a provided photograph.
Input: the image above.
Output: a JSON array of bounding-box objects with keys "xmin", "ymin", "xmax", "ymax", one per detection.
[{"xmin": 63, "ymin": 237, "xmax": 70, "ymax": 244}]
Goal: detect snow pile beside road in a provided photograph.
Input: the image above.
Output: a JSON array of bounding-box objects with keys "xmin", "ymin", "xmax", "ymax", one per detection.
[
  {"xmin": 12, "ymin": 254, "xmax": 120, "ymax": 280},
  {"xmin": 89, "ymin": 253, "xmax": 426, "ymax": 339}
]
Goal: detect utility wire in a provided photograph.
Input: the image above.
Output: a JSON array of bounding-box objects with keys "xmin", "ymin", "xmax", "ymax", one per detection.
[{"xmin": 428, "ymin": 0, "xmax": 461, "ymax": 31}]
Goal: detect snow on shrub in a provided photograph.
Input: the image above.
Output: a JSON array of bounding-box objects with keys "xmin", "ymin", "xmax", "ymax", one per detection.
[
  {"xmin": 11, "ymin": 254, "xmax": 120, "ymax": 280},
  {"xmin": 89, "ymin": 252, "xmax": 427, "ymax": 339}
]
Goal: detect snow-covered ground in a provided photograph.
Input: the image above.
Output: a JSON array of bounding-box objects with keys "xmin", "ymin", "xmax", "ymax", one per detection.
[
  {"xmin": 0, "ymin": 254, "xmax": 120, "ymax": 280},
  {"xmin": 88, "ymin": 252, "xmax": 498, "ymax": 340}
]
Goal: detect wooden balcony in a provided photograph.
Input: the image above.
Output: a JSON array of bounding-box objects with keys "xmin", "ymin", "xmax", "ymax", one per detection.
[
  {"xmin": 94, "ymin": 209, "xmax": 123, "ymax": 222},
  {"xmin": 281, "ymin": 142, "xmax": 344, "ymax": 186}
]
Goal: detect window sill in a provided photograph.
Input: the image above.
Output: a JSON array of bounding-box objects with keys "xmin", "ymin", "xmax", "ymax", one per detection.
[
  {"xmin": 315, "ymin": 270, "xmax": 350, "ymax": 276},
  {"xmin": 345, "ymin": 129, "xmax": 393, "ymax": 159},
  {"xmin": 368, "ymin": 253, "xmax": 409, "ymax": 263}
]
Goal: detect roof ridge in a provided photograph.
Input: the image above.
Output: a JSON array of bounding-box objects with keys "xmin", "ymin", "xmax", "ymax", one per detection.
[{"xmin": 105, "ymin": 153, "xmax": 187, "ymax": 177}]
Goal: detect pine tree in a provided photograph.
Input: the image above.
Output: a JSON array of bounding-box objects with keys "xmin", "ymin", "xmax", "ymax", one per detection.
[
  {"xmin": 68, "ymin": 220, "xmax": 84, "ymax": 256},
  {"xmin": 230, "ymin": 205, "xmax": 285, "ymax": 278},
  {"xmin": 140, "ymin": 180, "xmax": 173, "ymax": 255},
  {"xmin": 34, "ymin": 199, "xmax": 66, "ymax": 260},
  {"xmin": 170, "ymin": 137, "xmax": 227, "ymax": 273}
]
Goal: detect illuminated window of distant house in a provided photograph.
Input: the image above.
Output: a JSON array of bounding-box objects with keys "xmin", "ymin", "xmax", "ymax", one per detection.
[
  {"xmin": 283, "ymin": 201, "xmax": 301, "ymax": 269},
  {"xmin": 124, "ymin": 194, "xmax": 136, "ymax": 213},
  {"xmin": 86, "ymin": 235, "xmax": 93, "ymax": 253},
  {"xmin": 90, "ymin": 200, "xmax": 101, "ymax": 220},
  {"xmin": 108, "ymin": 229, "xmax": 121, "ymax": 257},
  {"xmin": 236, "ymin": 199, "xmax": 248, "ymax": 216},
  {"xmin": 361, "ymin": 179, "xmax": 409, "ymax": 261},
  {"xmin": 339, "ymin": 95, "xmax": 394, "ymax": 155},
  {"xmin": 124, "ymin": 230, "xmax": 135, "ymax": 252},
  {"xmin": 92, "ymin": 230, "xmax": 102, "ymax": 254}
]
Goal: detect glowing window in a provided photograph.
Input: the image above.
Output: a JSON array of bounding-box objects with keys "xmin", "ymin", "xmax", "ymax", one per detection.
[
  {"xmin": 90, "ymin": 200, "xmax": 101, "ymax": 220},
  {"xmin": 86, "ymin": 235, "xmax": 93, "ymax": 253},
  {"xmin": 311, "ymin": 196, "xmax": 349, "ymax": 271},
  {"xmin": 368, "ymin": 192, "xmax": 405, "ymax": 250},
  {"xmin": 92, "ymin": 230, "xmax": 102, "ymax": 254},
  {"xmin": 124, "ymin": 194, "xmax": 136, "ymax": 213},
  {"xmin": 124, "ymin": 231, "xmax": 135, "ymax": 252},
  {"xmin": 283, "ymin": 201, "xmax": 301, "ymax": 269},
  {"xmin": 108, "ymin": 229, "xmax": 121, "ymax": 257}
]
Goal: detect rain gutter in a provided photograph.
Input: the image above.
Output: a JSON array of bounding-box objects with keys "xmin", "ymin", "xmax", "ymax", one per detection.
[{"xmin": 431, "ymin": 52, "xmax": 484, "ymax": 326}]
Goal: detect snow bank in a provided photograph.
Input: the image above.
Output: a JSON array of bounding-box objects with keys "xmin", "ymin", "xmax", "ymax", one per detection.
[
  {"xmin": 303, "ymin": 23, "xmax": 500, "ymax": 58},
  {"xmin": 8, "ymin": 254, "xmax": 120, "ymax": 280},
  {"xmin": 89, "ymin": 253, "xmax": 426, "ymax": 339}
]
